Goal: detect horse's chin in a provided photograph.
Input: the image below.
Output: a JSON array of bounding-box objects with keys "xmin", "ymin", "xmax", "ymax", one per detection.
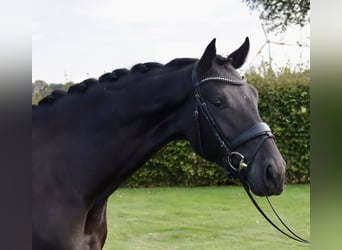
[
  {"xmin": 247, "ymin": 176, "xmax": 284, "ymax": 197},
  {"xmin": 250, "ymin": 186, "xmax": 281, "ymax": 197}
]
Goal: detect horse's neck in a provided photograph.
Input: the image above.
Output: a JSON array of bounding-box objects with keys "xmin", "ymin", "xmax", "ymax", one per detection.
[{"xmin": 65, "ymin": 67, "xmax": 194, "ymax": 202}]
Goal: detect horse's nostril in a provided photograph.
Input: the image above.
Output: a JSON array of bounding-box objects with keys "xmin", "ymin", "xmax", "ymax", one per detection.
[
  {"xmin": 266, "ymin": 165, "xmax": 275, "ymax": 183},
  {"xmin": 264, "ymin": 164, "xmax": 283, "ymax": 195}
]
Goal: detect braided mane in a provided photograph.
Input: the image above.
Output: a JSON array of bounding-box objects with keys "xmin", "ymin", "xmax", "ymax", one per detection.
[{"xmin": 33, "ymin": 58, "xmax": 196, "ymax": 108}]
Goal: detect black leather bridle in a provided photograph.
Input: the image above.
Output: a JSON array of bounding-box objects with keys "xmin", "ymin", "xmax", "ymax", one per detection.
[
  {"xmin": 191, "ymin": 62, "xmax": 310, "ymax": 244},
  {"xmin": 192, "ymin": 62, "xmax": 274, "ymax": 178}
]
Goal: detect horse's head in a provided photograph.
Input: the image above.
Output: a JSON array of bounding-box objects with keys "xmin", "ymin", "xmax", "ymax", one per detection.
[{"xmin": 189, "ymin": 38, "xmax": 286, "ymax": 196}]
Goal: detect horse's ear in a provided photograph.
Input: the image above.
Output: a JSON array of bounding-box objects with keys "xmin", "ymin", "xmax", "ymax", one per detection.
[
  {"xmin": 198, "ymin": 38, "xmax": 217, "ymax": 74},
  {"xmin": 227, "ymin": 37, "xmax": 250, "ymax": 69}
]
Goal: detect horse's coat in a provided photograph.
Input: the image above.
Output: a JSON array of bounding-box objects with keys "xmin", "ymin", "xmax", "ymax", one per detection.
[{"xmin": 32, "ymin": 38, "xmax": 285, "ymax": 249}]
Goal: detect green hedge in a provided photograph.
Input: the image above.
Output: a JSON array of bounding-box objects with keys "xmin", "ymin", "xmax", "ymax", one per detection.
[
  {"xmin": 125, "ymin": 66, "xmax": 310, "ymax": 187},
  {"xmin": 125, "ymin": 141, "xmax": 233, "ymax": 187}
]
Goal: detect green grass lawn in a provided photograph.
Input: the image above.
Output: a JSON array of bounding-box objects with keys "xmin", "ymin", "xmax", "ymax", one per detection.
[{"xmin": 104, "ymin": 185, "xmax": 310, "ymax": 250}]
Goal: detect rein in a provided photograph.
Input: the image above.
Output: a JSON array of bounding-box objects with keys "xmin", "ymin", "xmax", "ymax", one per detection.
[{"xmin": 191, "ymin": 62, "xmax": 310, "ymax": 244}]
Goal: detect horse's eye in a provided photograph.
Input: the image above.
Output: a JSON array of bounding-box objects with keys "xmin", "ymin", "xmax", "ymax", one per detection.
[{"xmin": 213, "ymin": 99, "xmax": 222, "ymax": 107}]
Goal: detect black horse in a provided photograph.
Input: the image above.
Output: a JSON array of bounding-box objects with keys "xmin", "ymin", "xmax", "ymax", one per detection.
[{"xmin": 32, "ymin": 38, "xmax": 285, "ymax": 249}]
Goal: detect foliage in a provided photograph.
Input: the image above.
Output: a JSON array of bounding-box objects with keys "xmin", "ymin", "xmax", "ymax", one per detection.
[
  {"xmin": 242, "ymin": 0, "xmax": 310, "ymax": 32},
  {"xmin": 32, "ymin": 65, "xmax": 310, "ymax": 186},
  {"xmin": 32, "ymin": 80, "xmax": 49, "ymax": 105},
  {"xmin": 126, "ymin": 141, "xmax": 235, "ymax": 188},
  {"xmin": 32, "ymin": 80, "xmax": 74, "ymax": 105}
]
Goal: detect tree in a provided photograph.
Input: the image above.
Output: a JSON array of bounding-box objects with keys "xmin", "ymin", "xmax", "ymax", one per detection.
[
  {"xmin": 32, "ymin": 80, "xmax": 50, "ymax": 104},
  {"xmin": 243, "ymin": 0, "xmax": 310, "ymax": 31}
]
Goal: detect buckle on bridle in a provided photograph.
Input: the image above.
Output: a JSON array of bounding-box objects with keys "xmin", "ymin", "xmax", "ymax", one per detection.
[{"xmin": 226, "ymin": 152, "xmax": 248, "ymax": 177}]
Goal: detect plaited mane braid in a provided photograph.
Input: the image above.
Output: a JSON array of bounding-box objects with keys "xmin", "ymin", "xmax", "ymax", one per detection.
[{"xmin": 34, "ymin": 58, "xmax": 197, "ymax": 108}]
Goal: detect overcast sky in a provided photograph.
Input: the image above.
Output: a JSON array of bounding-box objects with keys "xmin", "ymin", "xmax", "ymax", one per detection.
[{"xmin": 32, "ymin": 0, "xmax": 310, "ymax": 83}]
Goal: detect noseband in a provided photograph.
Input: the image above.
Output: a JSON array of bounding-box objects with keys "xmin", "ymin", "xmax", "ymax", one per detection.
[
  {"xmin": 191, "ymin": 62, "xmax": 274, "ymax": 178},
  {"xmin": 191, "ymin": 62, "xmax": 310, "ymax": 244}
]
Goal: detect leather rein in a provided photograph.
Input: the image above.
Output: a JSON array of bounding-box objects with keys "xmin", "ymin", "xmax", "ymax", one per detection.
[{"xmin": 191, "ymin": 62, "xmax": 310, "ymax": 244}]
